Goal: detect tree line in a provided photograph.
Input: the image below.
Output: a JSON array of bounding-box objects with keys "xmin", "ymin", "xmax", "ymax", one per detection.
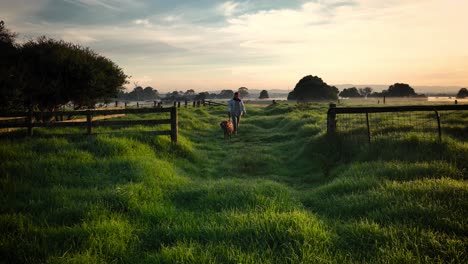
[{"xmin": 118, "ymin": 86, "xmax": 254, "ymax": 102}]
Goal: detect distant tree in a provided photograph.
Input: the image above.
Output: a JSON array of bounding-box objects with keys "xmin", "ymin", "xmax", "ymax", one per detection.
[
  {"xmin": 368, "ymin": 91, "xmax": 383, "ymax": 97},
  {"xmin": 238, "ymin": 87, "xmax": 249, "ymax": 98},
  {"xmin": 456, "ymin": 88, "xmax": 468, "ymax": 98},
  {"xmin": 119, "ymin": 86, "xmax": 160, "ymax": 101},
  {"xmin": 219, "ymin": 90, "xmax": 234, "ymax": 99},
  {"xmin": 143, "ymin": 87, "xmax": 159, "ymax": 99},
  {"xmin": 359, "ymin": 87, "xmax": 373, "ymax": 97},
  {"xmin": 184, "ymin": 89, "xmax": 196, "ymax": 100},
  {"xmin": 165, "ymin": 91, "xmax": 182, "ymax": 101},
  {"xmin": 259, "ymin": 90, "xmax": 269, "ymax": 99},
  {"xmin": 339, "ymin": 87, "xmax": 361, "ymax": 98},
  {"xmin": 195, "ymin": 92, "xmax": 209, "ymax": 100},
  {"xmin": 383, "ymin": 83, "xmax": 416, "ymax": 97},
  {"xmin": 287, "ymin": 75, "xmax": 338, "ymax": 101}
]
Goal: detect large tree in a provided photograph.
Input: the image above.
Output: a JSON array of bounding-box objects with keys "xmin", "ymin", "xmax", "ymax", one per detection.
[
  {"xmin": 0, "ymin": 21, "xmax": 22, "ymax": 112},
  {"xmin": 456, "ymin": 88, "xmax": 468, "ymax": 99},
  {"xmin": 288, "ymin": 75, "xmax": 338, "ymax": 101},
  {"xmin": 383, "ymin": 83, "xmax": 416, "ymax": 97},
  {"xmin": 19, "ymin": 37, "xmax": 127, "ymax": 110}
]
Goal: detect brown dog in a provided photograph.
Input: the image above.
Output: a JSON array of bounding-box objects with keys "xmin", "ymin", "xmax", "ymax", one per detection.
[{"xmin": 220, "ymin": 120, "xmax": 234, "ymax": 140}]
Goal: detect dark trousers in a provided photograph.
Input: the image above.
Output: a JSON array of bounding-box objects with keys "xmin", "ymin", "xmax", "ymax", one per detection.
[{"xmin": 231, "ymin": 115, "xmax": 241, "ymax": 133}]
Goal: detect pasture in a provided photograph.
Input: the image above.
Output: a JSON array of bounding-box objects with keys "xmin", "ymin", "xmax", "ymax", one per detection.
[{"xmin": 0, "ymin": 101, "xmax": 467, "ymax": 263}]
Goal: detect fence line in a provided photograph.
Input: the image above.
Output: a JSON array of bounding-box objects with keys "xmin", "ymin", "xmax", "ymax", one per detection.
[
  {"xmin": 327, "ymin": 104, "xmax": 468, "ymax": 143},
  {"xmin": 0, "ymin": 107, "xmax": 178, "ymax": 142},
  {"xmin": 204, "ymin": 100, "xmax": 226, "ymax": 106}
]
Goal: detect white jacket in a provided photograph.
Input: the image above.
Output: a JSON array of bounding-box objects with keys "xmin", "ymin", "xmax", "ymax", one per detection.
[{"xmin": 227, "ymin": 98, "xmax": 246, "ymax": 115}]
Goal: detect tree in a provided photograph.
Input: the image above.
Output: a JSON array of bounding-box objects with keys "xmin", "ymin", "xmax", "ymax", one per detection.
[
  {"xmin": 383, "ymin": 83, "xmax": 416, "ymax": 97},
  {"xmin": 20, "ymin": 37, "xmax": 127, "ymax": 110},
  {"xmin": 456, "ymin": 88, "xmax": 468, "ymax": 98},
  {"xmin": 0, "ymin": 21, "xmax": 22, "ymax": 112},
  {"xmin": 359, "ymin": 87, "xmax": 373, "ymax": 97},
  {"xmin": 195, "ymin": 92, "xmax": 209, "ymax": 100},
  {"xmin": 339, "ymin": 87, "xmax": 361, "ymax": 98},
  {"xmin": 287, "ymin": 75, "xmax": 338, "ymax": 101},
  {"xmin": 143, "ymin": 87, "xmax": 159, "ymax": 100},
  {"xmin": 238, "ymin": 87, "xmax": 249, "ymax": 98},
  {"xmin": 219, "ymin": 90, "xmax": 234, "ymax": 99},
  {"xmin": 119, "ymin": 86, "xmax": 160, "ymax": 101},
  {"xmin": 0, "ymin": 20, "xmax": 17, "ymax": 45},
  {"xmin": 165, "ymin": 91, "xmax": 181, "ymax": 101},
  {"xmin": 184, "ymin": 89, "xmax": 195, "ymax": 100},
  {"xmin": 259, "ymin": 90, "xmax": 269, "ymax": 99}
]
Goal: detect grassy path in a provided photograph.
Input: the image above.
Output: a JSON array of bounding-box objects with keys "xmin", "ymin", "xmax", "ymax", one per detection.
[{"xmin": 0, "ymin": 103, "xmax": 467, "ymax": 263}]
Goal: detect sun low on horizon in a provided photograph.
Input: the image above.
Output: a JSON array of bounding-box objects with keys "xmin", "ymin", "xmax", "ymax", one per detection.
[{"xmin": 2, "ymin": 0, "xmax": 467, "ymax": 93}]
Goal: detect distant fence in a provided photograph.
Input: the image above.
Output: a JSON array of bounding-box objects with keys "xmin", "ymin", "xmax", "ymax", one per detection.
[
  {"xmin": 204, "ymin": 100, "xmax": 226, "ymax": 106},
  {"xmin": 327, "ymin": 104, "xmax": 468, "ymax": 143},
  {"xmin": 0, "ymin": 107, "xmax": 178, "ymax": 142}
]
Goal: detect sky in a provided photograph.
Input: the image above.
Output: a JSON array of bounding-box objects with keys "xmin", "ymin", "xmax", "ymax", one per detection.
[{"xmin": 1, "ymin": 0, "xmax": 467, "ymax": 93}]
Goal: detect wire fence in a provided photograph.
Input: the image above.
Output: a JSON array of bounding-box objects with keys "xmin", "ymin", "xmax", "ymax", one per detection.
[{"xmin": 327, "ymin": 105, "xmax": 468, "ymax": 143}]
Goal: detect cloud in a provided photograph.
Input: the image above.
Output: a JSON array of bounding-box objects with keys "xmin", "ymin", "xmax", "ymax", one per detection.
[
  {"xmin": 61, "ymin": 0, "xmax": 140, "ymax": 11},
  {"xmin": 161, "ymin": 15, "xmax": 181, "ymax": 23},
  {"xmin": 134, "ymin": 19, "xmax": 150, "ymax": 26},
  {"xmin": 217, "ymin": 1, "xmax": 240, "ymax": 17}
]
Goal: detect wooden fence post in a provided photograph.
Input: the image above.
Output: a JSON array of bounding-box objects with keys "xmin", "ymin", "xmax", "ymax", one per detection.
[
  {"xmin": 170, "ymin": 107, "xmax": 178, "ymax": 143},
  {"xmin": 115, "ymin": 101, "xmax": 118, "ymax": 107},
  {"xmin": 434, "ymin": 109, "xmax": 441, "ymax": 142},
  {"xmin": 366, "ymin": 111, "xmax": 371, "ymax": 144},
  {"xmin": 185, "ymin": 100, "xmax": 188, "ymax": 108},
  {"xmin": 193, "ymin": 101, "xmax": 196, "ymax": 107},
  {"xmin": 327, "ymin": 104, "xmax": 337, "ymax": 135},
  {"xmin": 137, "ymin": 102, "xmax": 139, "ymax": 108},
  {"xmin": 178, "ymin": 101, "xmax": 181, "ymax": 108},
  {"xmin": 125, "ymin": 102, "xmax": 128, "ymax": 108},
  {"xmin": 27, "ymin": 105, "xmax": 33, "ymax": 136},
  {"xmin": 86, "ymin": 110, "xmax": 92, "ymax": 135}
]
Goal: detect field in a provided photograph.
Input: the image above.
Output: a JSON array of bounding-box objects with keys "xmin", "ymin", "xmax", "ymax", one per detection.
[{"xmin": 0, "ymin": 102, "xmax": 467, "ymax": 263}]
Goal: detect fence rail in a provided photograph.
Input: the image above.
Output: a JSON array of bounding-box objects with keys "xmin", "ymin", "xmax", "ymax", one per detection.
[
  {"xmin": 0, "ymin": 107, "xmax": 178, "ymax": 142},
  {"xmin": 205, "ymin": 100, "xmax": 226, "ymax": 106},
  {"xmin": 327, "ymin": 104, "xmax": 468, "ymax": 143}
]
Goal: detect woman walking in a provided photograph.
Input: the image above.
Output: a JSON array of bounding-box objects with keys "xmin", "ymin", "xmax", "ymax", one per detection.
[{"xmin": 227, "ymin": 92, "xmax": 246, "ymax": 135}]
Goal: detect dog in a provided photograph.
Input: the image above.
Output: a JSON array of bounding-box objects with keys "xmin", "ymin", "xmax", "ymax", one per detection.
[{"xmin": 220, "ymin": 120, "xmax": 234, "ymax": 140}]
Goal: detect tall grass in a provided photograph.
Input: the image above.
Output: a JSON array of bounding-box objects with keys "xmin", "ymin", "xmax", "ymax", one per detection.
[{"xmin": 0, "ymin": 102, "xmax": 466, "ymax": 263}]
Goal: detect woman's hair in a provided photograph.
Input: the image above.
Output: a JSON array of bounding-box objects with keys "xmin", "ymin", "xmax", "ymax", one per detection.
[{"xmin": 234, "ymin": 92, "xmax": 239, "ymax": 96}]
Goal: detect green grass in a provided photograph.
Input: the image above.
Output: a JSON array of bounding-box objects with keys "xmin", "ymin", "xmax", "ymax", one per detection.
[{"xmin": 0, "ymin": 102, "xmax": 467, "ymax": 263}]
